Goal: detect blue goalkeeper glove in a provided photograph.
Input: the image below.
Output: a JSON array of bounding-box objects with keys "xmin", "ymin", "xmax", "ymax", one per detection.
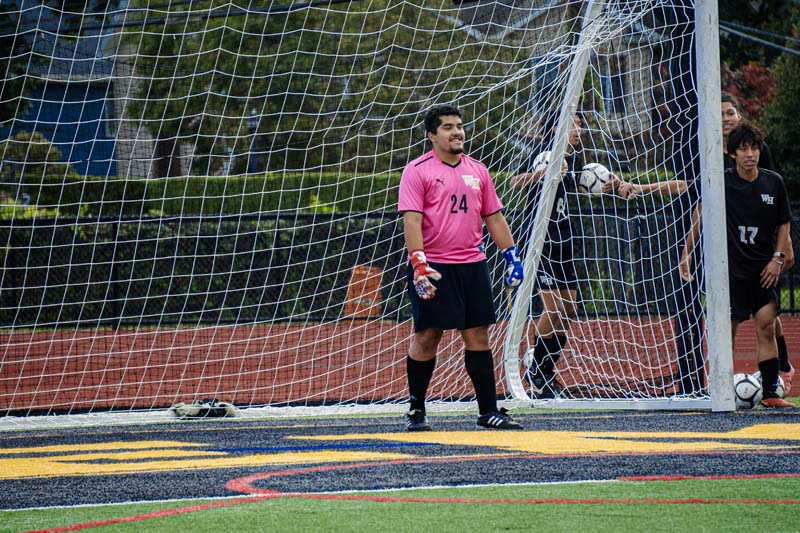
[{"xmin": 502, "ymin": 246, "xmax": 523, "ymax": 288}]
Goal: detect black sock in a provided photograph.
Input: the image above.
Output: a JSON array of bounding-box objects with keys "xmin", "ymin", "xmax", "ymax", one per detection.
[
  {"xmin": 540, "ymin": 335, "xmax": 565, "ymax": 375},
  {"xmin": 758, "ymin": 358, "xmax": 781, "ymax": 398},
  {"xmin": 674, "ymin": 312, "xmax": 705, "ymax": 392},
  {"xmin": 465, "ymin": 349, "xmax": 497, "ymax": 415},
  {"xmin": 776, "ymin": 336, "xmax": 791, "ymax": 372},
  {"xmin": 531, "ymin": 336, "xmax": 549, "ymax": 368},
  {"xmin": 407, "ymin": 356, "xmax": 435, "ymax": 412}
]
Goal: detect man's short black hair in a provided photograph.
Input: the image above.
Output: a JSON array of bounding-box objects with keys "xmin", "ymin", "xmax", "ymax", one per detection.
[
  {"xmin": 727, "ymin": 121, "xmax": 764, "ymax": 156},
  {"xmin": 721, "ymin": 93, "xmax": 740, "ymax": 109},
  {"xmin": 424, "ymin": 105, "xmax": 462, "ymax": 135}
]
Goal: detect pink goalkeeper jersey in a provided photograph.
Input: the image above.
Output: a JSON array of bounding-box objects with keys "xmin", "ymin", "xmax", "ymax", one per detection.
[{"xmin": 398, "ymin": 150, "xmax": 503, "ymax": 263}]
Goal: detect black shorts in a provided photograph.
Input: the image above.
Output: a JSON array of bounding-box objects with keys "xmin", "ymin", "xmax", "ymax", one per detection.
[
  {"xmin": 407, "ymin": 260, "xmax": 496, "ymax": 332},
  {"xmin": 537, "ymin": 243, "xmax": 577, "ymax": 291},
  {"xmin": 729, "ymin": 278, "xmax": 780, "ymax": 321}
]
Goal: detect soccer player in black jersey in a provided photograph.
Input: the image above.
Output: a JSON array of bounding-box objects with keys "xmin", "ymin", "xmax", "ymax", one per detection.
[
  {"xmin": 509, "ymin": 114, "xmax": 615, "ymax": 398},
  {"xmin": 680, "ymin": 122, "xmax": 794, "ymax": 408},
  {"xmin": 720, "ymin": 95, "xmax": 795, "ymax": 393},
  {"xmin": 618, "ymin": 95, "xmax": 796, "ymax": 397}
]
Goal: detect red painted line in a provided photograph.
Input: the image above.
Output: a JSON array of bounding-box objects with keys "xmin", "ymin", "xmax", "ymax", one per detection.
[
  {"xmin": 291, "ymin": 493, "xmax": 800, "ymax": 505},
  {"xmin": 24, "ymin": 491, "xmax": 800, "ymax": 533},
  {"xmin": 22, "ymin": 495, "xmax": 280, "ymax": 533},
  {"xmin": 620, "ymin": 473, "xmax": 800, "ymax": 482},
  {"xmin": 27, "ymin": 450, "xmax": 800, "ymax": 532},
  {"xmin": 225, "ymin": 451, "xmax": 800, "ymax": 496}
]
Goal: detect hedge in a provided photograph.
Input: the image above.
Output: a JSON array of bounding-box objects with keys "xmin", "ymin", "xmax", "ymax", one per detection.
[{"xmin": 8, "ymin": 173, "xmax": 404, "ymax": 216}]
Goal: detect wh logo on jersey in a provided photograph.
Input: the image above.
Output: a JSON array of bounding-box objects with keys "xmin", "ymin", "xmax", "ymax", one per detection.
[
  {"xmin": 538, "ymin": 274, "xmax": 555, "ymax": 288},
  {"xmin": 461, "ymin": 175, "xmax": 480, "ymax": 189},
  {"xmin": 761, "ymin": 194, "xmax": 774, "ymax": 205}
]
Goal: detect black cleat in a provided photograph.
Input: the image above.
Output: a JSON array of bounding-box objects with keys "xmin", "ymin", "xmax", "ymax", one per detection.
[
  {"xmin": 526, "ymin": 370, "xmax": 562, "ymax": 399},
  {"xmin": 404, "ymin": 409, "xmax": 432, "ymax": 431},
  {"xmin": 476, "ymin": 407, "xmax": 523, "ymax": 429}
]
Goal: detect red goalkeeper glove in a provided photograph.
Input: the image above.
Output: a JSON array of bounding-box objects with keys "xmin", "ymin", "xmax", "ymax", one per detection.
[{"xmin": 409, "ymin": 250, "xmax": 441, "ymax": 300}]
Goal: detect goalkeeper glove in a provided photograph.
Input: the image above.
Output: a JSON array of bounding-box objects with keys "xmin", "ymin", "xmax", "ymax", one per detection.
[
  {"xmin": 409, "ymin": 250, "xmax": 441, "ymax": 300},
  {"xmin": 502, "ymin": 246, "xmax": 524, "ymax": 288}
]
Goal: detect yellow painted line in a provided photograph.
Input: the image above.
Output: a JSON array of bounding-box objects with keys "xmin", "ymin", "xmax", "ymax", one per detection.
[
  {"xmin": 304, "ymin": 423, "xmax": 800, "ymax": 455},
  {"xmin": 0, "ymin": 411, "xmax": 710, "ymax": 442},
  {"xmin": 5, "ymin": 423, "xmax": 798, "ymax": 481},
  {"xmin": 2, "ymin": 445, "xmax": 413, "ymax": 480},
  {"xmin": 0, "ymin": 441, "xmax": 206, "ymax": 455}
]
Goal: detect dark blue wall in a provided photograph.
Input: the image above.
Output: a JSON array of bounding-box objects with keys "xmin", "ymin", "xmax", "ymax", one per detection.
[{"xmin": 14, "ymin": 82, "xmax": 117, "ymax": 177}]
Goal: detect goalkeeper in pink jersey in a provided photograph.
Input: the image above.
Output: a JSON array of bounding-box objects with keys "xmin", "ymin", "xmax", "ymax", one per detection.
[{"xmin": 398, "ymin": 104, "xmax": 524, "ymax": 431}]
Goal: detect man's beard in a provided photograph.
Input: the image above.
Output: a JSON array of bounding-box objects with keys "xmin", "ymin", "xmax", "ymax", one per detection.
[{"xmin": 448, "ymin": 142, "xmax": 464, "ymax": 155}]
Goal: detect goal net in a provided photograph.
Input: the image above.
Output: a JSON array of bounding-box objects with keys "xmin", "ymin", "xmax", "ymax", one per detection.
[{"xmin": 0, "ymin": 0, "xmax": 730, "ymax": 424}]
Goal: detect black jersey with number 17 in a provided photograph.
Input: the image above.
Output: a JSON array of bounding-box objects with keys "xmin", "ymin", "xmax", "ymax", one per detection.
[{"xmin": 724, "ymin": 167, "xmax": 791, "ymax": 280}]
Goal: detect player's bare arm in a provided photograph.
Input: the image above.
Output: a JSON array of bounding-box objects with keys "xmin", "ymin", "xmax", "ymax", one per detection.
[
  {"xmin": 402, "ymin": 210, "xmax": 441, "ymax": 300},
  {"xmin": 783, "ymin": 227, "xmax": 795, "ymax": 271},
  {"xmin": 617, "ymin": 179, "xmax": 687, "ymax": 199},
  {"xmin": 679, "ymin": 205, "xmax": 702, "ymax": 282},
  {"xmin": 509, "ymin": 167, "xmax": 546, "ymax": 188},
  {"xmin": 483, "ymin": 211, "xmax": 515, "ymax": 250},
  {"xmin": 484, "ymin": 211, "xmax": 523, "ymax": 288},
  {"xmin": 760, "ymin": 222, "xmax": 791, "ymax": 288},
  {"xmin": 402, "ymin": 211, "xmax": 425, "ymax": 252}
]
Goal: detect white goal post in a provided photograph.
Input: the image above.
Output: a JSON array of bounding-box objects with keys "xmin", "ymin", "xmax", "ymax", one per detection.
[
  {"xmin": 502, "ymin": 0, "xmax": 734, "ymax": 411},
  {"xmin": 0, "ymin": 0, "xmax": 734, "ymax": 426}
]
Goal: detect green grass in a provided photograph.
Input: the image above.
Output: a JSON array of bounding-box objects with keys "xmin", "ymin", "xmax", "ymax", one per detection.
[{"xmin": 3, "ymin": 478, "xmax": 799, "ymax": 532}]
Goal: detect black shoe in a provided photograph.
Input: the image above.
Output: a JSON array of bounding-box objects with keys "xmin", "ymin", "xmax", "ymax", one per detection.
[
  {"xmin": 476, "ymin": 407, "xmax": 523, "ymax": 429},
  {"xmin": 526, "ymin": 370, "xmax": 562, "ymax": 399},
  {"xmin": 404, "ymin": 409, "xmax": 432, "ymax": 431}
]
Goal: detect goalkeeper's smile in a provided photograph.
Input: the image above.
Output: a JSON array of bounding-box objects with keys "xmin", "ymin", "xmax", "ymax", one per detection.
[{"xmin": 446, "ymin": 128, "xmax": 464, "ymax": 153}]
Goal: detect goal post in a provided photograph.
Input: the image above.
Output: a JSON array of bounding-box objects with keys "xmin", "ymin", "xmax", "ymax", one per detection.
[
  {"xmin": 501, "ymin": 0, "xmax": 733, "ymax": 410},
  {"xmin": 503, "ymin": 2, "xmax": 735, "ymax": 410},
  {"xmin": 503, "ymin": 0, "xmax": 606, "ymax": 403},
  {"xmin": 0, "ymin": 0, "xmax": 735, "ymax": 426},
  {"xmin": 695, "ymin": 0, "xmax": 735, "ymax": 412}
]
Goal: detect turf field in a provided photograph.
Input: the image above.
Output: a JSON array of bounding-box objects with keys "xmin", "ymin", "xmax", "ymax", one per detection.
[{"xmin": 2, "ymin": 403, "xmax": 799, "ymax": 532}]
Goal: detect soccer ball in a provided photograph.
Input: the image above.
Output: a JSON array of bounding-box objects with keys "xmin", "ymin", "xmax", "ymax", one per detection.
[
  {"xmin": 733, "ymin": 373, "xmax": 763, "ymax": 409},
  {"xmin": 523, "ymin": 347, "xmax": 535, "ymax": 370},
  {"xmin": 532, "ymin": 150, "xmax": 551, "ymax": 171},
  {"xmin": 578, "ymin": 162, "xmax": 612, "ymax": 195},
  {"xmin": 751, "ymin": 371, "xmax": 785, "ymax": 398}
]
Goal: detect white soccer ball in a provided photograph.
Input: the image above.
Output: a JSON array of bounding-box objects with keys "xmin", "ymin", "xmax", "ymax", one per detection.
[
  {"xmin": 751, "ymin": 371, "xmax": 785, "ymax": 398},
  {"xmin": 532, "ymin": 150, "xmax": 551, "ymax": 172},
  {"xmin": 734, "ymin": 373, "xmax": 763, "ymax": 409},
  {"xmin": 578, "ymin": 162, "xmax": 612, "ymax": 196},
  {"xmin": 523, "ymin": 348, "xmax": 535, "ymax": 370}
]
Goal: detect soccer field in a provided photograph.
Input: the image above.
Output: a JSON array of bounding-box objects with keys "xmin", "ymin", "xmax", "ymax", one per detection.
[
  {"xmin": 2, "ymin": 407, "xmax": 799, "ymax": 532},
  {"xmin": 4, "ymin": 479, "xmax": 800, "ymax": 532}
]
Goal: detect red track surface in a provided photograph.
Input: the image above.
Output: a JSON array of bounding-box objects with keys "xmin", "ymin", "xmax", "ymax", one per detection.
[{"xmin": 3, "ymin": 316, "xmax": 798, "ymax": 411}]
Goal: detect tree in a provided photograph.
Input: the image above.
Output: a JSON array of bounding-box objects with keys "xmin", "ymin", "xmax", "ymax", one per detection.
[
  {"xmin": 760, "ymin": 7, "xmax": 800, "ymax": 198},
  {"xmin": 119, "ymin": 0, "xmax": 533, "ymax": 176},
  {"xmin": 721, "ymin": 62, "xmax": 776, "ymax": 120},
  {"xmin": 0, "ymin": 2, "xmax": 40, "ymax": 124},
  {"xmin": 719, "ymin": 0, "xmax": 794, "ymax": 67}
]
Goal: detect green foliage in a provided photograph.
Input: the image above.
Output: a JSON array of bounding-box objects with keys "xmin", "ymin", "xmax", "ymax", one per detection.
[
  {"xmin": 15, "ymin": 173, "xmax": 401, "ymax": 217},
  {"xmin": 719, "ymin": 0, "xmax": 795, "ymax": 67},
  {"xmin": 760, "ymin": 10, "xmax": 800, "ymax": 198},
  {"xmin": 0, "ymin": 213, "xmax": 407, "ymax": 326},
  {"xmin": 0, "ymin": 197, "xmax": 59, "ymax": 219},
  {"xmin": 0, "ymin": 131, "xmax": 79, "ymax": 186},
  {"xmin": 119, "ymin": 0, "xmax": 531, "ymax": 176},
  {"xmin": 0, "ymin": 2, "xmax": 41, "ymax": 123}
]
